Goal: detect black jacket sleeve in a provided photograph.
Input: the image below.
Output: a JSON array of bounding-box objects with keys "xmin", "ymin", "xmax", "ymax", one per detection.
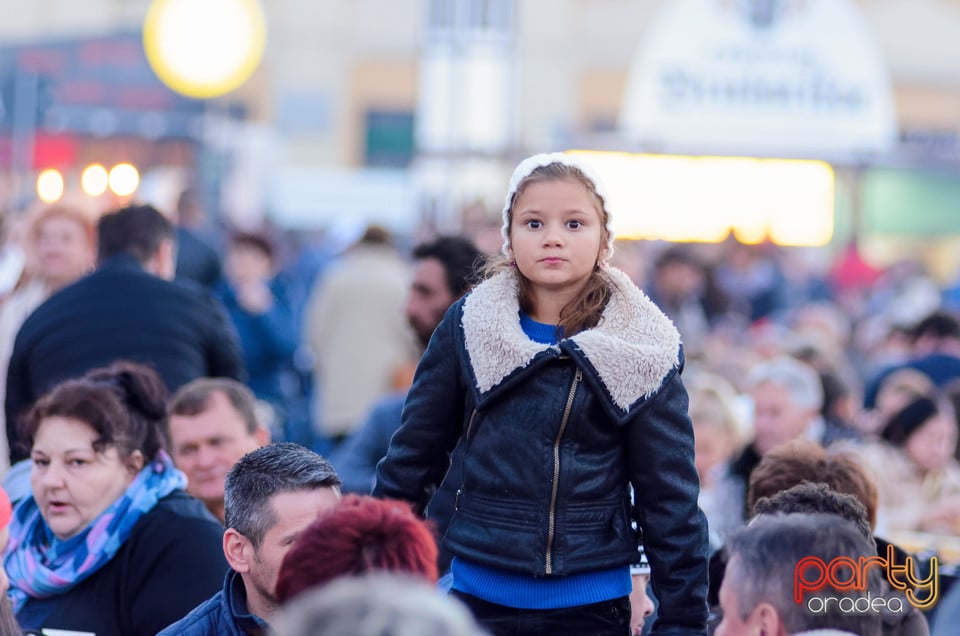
[
  {"xmin": 628, "ymin": 351, "xmax": 709, "ymax": 635},
  {"xmin": 373, "ymin": 304, "xmax": 466, "ymax": 515}
]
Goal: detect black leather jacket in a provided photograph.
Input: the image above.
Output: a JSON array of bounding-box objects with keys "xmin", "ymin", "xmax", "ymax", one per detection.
[{"xmin": 375, "ymin": 269, "xmax": 708, "ymax": 634}]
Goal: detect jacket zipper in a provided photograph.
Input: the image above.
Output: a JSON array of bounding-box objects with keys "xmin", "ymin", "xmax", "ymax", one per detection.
[
  {"xmin": 464, "ymin": 409, "xmax": 478, "ymax": 441},
  {"xmin": 545, "ymin": 367, "xmax": 581, "ymax": 574},
  {"xmin": 456, "ymin": 409, "xmax": 480, "ymax": 510}
]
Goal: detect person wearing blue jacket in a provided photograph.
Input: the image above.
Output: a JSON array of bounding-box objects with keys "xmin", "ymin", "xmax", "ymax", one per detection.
[
  {"xmin": 374, "ymin": 153, "xmax": 709, "ymax": 635},
  {"xmin": 217, "ymin": 231, "xmax": 298, "ymax": 411}
]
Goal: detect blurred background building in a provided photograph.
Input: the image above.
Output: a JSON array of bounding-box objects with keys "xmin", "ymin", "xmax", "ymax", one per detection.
[{"xmin": 1, "ymin": 0, "xmax": 960, "ymax": 273}]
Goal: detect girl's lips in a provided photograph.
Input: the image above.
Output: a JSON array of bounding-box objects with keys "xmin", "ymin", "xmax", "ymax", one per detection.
[{"xmin": 540, "ymin": 257, "xmax": 565, "ymax": 263}]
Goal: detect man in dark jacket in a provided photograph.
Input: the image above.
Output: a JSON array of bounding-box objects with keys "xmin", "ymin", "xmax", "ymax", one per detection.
[
  {"xmin": 157, "ymin": 443, "xmax": 341, "ymax": 635},
  {"xmin": 5, "ymin": 204, "xmax": 244, "ymax": 463}
]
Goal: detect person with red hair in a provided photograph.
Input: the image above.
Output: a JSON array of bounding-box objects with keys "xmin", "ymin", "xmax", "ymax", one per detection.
[{"xmin": 275, "ymin": 494, "xmax": 438, "ymax": 604}]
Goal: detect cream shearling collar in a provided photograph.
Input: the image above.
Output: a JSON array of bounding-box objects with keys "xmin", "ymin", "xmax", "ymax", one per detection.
[{"xmin": 461, "ymin": 267, "xmax": 681, "ymax": 414}]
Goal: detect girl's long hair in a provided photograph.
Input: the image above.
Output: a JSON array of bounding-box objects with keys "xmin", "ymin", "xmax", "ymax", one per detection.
[{"xmin": 484, "ymin": 161, "xmax": 614, "ymax": 337}]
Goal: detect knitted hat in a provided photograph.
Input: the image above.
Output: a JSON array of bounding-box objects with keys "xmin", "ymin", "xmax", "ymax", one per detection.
[
  {"xmin": 500, "ymin": 152, "xmax": 616, "ymax": 262},
  {"xmin": 881, "ymin": 396, "xmax": 938, "ymax": 446}
]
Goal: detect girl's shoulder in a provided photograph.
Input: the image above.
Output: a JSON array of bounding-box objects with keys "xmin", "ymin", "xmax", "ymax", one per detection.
[
  {"xmin": 464, "ymin": 271, "xmax": 517, "ymax": 307},
  {"xmin": 569, "ymin": 268, "xmax": 682, "ymax": 414},
  {"xmin": 576, "ymin": 267, "xmax": 680, "ymax": 356}
]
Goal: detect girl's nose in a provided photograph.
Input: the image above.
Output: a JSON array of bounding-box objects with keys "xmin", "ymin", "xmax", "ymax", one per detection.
[{"xmin": 542, "ymin": 227, "xmax": 563, "ymax": 246}]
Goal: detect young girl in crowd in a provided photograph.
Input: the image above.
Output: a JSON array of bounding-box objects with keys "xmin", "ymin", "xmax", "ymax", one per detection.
[{"xmin": 374, "ymin": 153, "xmax": 709, "ymax": 635}]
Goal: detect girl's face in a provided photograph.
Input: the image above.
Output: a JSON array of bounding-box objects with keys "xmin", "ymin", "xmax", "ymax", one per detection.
[
  {"xmin": 905, "ymin": 412, "xmax": 958, "ymax": 473},
  {"xmin": 30, "ymin": 416, "xmax": 140, "ymax": 540},
  {"xmin": 509, "ymin": 178, "xmax": 606, "ymax": 300}
]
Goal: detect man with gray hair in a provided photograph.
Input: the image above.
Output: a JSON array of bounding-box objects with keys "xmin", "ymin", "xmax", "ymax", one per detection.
[
  {"xmin": 728, "ymin": 356, "xmax": 829, "ymax": 520},
  {"xmin": 715, "ymin": 513, "xmax": 883, "ymax": 636},
  {"xmin": 748, "ymin": 356, "xmax": 825, "ymax": 457},
  {"xmin": 158, "ymin": 443, "xmax": 341, "ymax": 635}
]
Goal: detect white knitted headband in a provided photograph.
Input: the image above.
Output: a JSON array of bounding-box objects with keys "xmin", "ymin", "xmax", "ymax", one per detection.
[{"xmin": 500, "ymin": 152, "xmax": 616, "ymax": 262}]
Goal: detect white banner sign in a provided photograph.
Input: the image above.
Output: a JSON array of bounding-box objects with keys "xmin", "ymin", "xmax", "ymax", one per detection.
[{"xmin": 620, "ymin": 0, "xmax": 897, "ymax": 159}]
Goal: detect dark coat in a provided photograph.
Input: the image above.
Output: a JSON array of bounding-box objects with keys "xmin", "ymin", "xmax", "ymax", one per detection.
[
  {"xmin": 176, "ymin": 226, "xmax": 223, "ymax": 289},
  {"xmin": 374, "ymin": 268, "xmax": 709, "ymax": 634},
  {"xmin": 156, "ymin": 569, "xmax": 268, "ymax": 636},
  {"xmin": 5, "ymin": 254, "xmax": 244, "ymax": 462},
  {"xmin": 15, "ymin": 491, "xmax": 228, "ymax": 636}
]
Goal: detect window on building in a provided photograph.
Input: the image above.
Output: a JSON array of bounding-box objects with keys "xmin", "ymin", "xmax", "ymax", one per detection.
[
  {"xmin": 427, "ymin": 0, "xmax": 514, "ymax": 34},
  {"xmin": 364, "ymin": 109, "xmax": 414, "ymax": 168}
]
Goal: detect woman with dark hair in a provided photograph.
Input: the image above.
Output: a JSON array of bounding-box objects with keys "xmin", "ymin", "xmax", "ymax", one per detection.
[
  {"xmin": 4, "ymin": 362, "xmax": 228, "ymax": 636},
  {"xmin": 859, "ymin": 395, "xmax": 960, "ymax": 535}
]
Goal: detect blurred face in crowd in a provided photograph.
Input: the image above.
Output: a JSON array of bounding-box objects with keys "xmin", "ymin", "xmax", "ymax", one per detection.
[
  {"xmin": 693, "ymin": 418, "xmax": 736, "ymax": 485},
  {"xmin": 36, "ymin": 214, "xmax": 94, "ymax": 289},
  {"xmin": 31, "ymin": 416, "xmax": 142, "ymax": 540},
  {"xmin": 715, "ymin": 555, "xmax": 773, "ymax": 636},
  {"xmin": 655, "ymin": 260, "xmax": 704, "ymax": 303},
  {"xmin": 751, "ymin": 381, "xmax": 815, "ymax": 455},
  {"xmin": 406, "ymin": 257, "xmax": 455, "ymax": 348},
  {"xmin": 226, "ymin": 242, "xmax": 273, "ymax": 286},
  {"xmin": 240, "ymin": 488, "xmax": 341, "ymax": 619},
  {"xmin": 169, "ymin": 392, "xmax": 268, "ymax": 521},
  {"xmin": 906, "ymin": 410, "xmax": 958, "ymax": 473}
]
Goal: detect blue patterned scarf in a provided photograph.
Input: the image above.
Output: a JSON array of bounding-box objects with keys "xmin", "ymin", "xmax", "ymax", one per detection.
[{"xmin": 3, "ymin": 450, "xmax": 187, "ymax": 612}]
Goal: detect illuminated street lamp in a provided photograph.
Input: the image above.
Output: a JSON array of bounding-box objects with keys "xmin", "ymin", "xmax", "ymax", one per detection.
[
  {"xmin": 109, "ymin": 163, "xmax": 140, "ymax": 197},
  {"xmin": 143, "ymin": 0, "xmax": 266, "ymax": 99},
  {"xmin": 81, "ymin": 164, "xmax": 110, "ymax": 197},
  {"xmin": 36, "ymin": 169, "xmax": 64, "ymax": 203}
]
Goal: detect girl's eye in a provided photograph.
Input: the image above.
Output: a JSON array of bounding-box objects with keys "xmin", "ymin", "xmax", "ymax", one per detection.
[
  {"xmin": 69, "ymin": 459, "xmax": 87, "ymax": 467},
  {"xmin": 567, "ymin": 220, "xmax": 583, "ymax": 230},
  {"xmin": 525, "ymin": 220, "xmax": 542, "ymax": 229},
  {"xmin": 33, "ymin": 458, "xmax": 49, "ymax": 468}
]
